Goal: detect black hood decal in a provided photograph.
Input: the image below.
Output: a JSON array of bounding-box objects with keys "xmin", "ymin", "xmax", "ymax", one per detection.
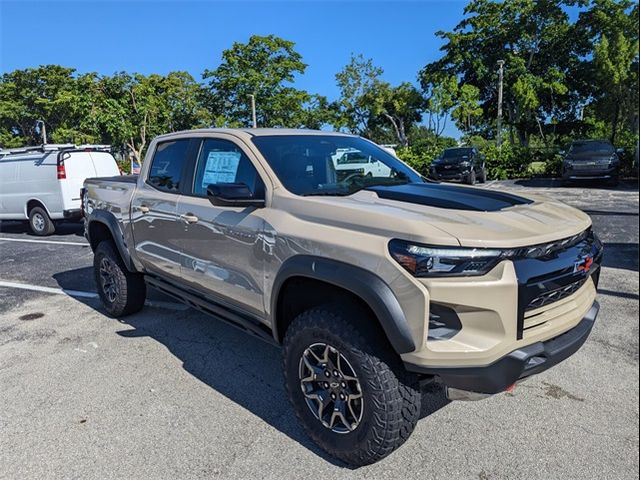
[{"xmin": 366, "ymin": 183, "xmax": 533, "ymax": 212}]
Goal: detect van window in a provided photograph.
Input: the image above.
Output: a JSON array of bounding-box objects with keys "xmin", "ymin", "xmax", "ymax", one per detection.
[{"xmin": 148, "ymin": 140, "xmax": 190, "ymax": 192}]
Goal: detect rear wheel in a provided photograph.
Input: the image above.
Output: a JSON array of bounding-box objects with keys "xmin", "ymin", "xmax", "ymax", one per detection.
[
  {"xmin": 94, "ymin": 241, "xmax": 146, "ymax": 317},
  {"xmin": 28, "ymin": 206, "xmax": 55, "ymax": 236},
  {"xmin": 282, "ymin": 304, "xmax": 421, "ymax": 466}
]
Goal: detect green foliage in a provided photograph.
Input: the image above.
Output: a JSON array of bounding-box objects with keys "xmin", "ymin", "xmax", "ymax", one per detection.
[
  {"xmin": 396, "ymin": 145, "xmax": 443, "ymax": 176},
  {"xmin": 363, "ymin": 81, "xmax": 423, "ymax": 146},
  {"xmin": 334, "ymin": 54, "xmax": 384, "ymax": 134},
  {"xmin": 203, "ymin": 35, "xmax": 323, "ymax": 128},
  {"xmin": 479, "ymin": 144, "xmax": 526, "ymax": 179}
]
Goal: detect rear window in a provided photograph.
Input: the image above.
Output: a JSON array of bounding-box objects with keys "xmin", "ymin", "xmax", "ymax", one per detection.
[{"xmin": 147, "ymin": 140, "xmax": 190, "ymax": 192}]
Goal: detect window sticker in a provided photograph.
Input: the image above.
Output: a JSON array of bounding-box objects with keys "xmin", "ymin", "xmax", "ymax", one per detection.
[{"xmin": 201, "ymin": 150, "xmax": 241, "ymax": 186}]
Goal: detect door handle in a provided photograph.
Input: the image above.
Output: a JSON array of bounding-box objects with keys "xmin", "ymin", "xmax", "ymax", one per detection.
[
  {"xmin": 179, "ymin": 213, "xmax": 199, "ymax": 224},
  {"xmin": 138, "ymin": 205, "xmax": 150, "ymax": 214}
]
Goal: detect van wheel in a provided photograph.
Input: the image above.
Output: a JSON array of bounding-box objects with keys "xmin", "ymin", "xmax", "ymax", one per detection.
[
  {"xmin": 29, "ymin": 206, "xmax": 55, "ymax": 236},
  {"xmin": 282, "ymin": 305, "xmax": 421, "ymax": 466},
  {"xmin": 94, "ymin": 240, "xmax": 146, "ymax": 317}
]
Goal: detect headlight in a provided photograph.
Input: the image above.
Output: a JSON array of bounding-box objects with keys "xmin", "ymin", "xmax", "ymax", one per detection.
[
  {"xmin": 389, "ymin": 240, "xmax": 505, "ymax": 277},
  {"xmin": 459, "ymin": 161, "xmax": 471, "ymax": 167}
]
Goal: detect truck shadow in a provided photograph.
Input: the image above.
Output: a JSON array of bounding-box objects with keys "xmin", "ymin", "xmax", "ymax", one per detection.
[
  {"xmin": 514, "ymin": 178, "xmax": 639, "ymax": 191},
  {"xmin": 54, "ymin": 269, "xmax": 450, "ymax": 467},
  {"xmin": 0, "ymin": 219, "xmax": 85, "ymax": 237}
]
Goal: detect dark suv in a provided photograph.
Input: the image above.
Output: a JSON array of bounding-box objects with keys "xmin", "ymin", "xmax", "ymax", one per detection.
[
  {"xmin": 562, "ymin": 140, "xmax": 621, "ymax": 185},
  {"xmin": 430, "ymin": 147, "xmax": 487, "ymax": 185}
]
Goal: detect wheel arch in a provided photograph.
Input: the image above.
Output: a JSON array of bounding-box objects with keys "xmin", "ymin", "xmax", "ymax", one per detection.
[
  {"xmin": 25, "ymin": 198, "xmax": 51, "ymax": 218},
  {"xmin": 86, "ymin": 211, "xmax": 137, "ymax": 272},
  {"xmin": 271, "ymin": 256, "xmax": 416, "ymax": 355}
]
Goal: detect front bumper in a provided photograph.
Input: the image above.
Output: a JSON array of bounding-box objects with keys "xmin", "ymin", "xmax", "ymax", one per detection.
[
  {"xmin": 563, "ymin": 165, "xmax": 618, "ymax": 180},
  {"xmin": 431, "ymin": 167, "xmax": 471, "ymax": 182},
  {"xmin": 405, "ymin": 301, "xmax": 598, "ymax": 393}
]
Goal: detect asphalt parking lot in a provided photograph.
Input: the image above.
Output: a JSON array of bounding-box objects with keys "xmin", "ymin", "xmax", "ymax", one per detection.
[{"xmin": 0, "ymin": 180, "xmax": 638, "ymax": 480}]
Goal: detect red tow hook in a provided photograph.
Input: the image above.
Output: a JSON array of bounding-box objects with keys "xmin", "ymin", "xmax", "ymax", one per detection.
[{"xmin": 505, "ymin": 383, "xmax": 516, "ymax": 393}]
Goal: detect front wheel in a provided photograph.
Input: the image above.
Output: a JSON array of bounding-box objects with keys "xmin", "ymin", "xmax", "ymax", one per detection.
[
  {"xmin": 479, "ymin": 168, "xmax": 487, "ymax": 183},
  {"xmin": 94, "ymin": 240, "xmax": 146, "ymax": 317},
  {"xmin": 466, "ymin": 170, "xmax": 476, "ymax": 185},
  {"xmin": 282, "ymin": 305, "xmax": 421, "ymax": 466}
]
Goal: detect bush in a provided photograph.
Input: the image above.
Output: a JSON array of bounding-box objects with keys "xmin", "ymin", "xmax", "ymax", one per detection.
[
  {"xmin": 479, "ymin": 144, "xmax": 531, "ymax": 180},
  {"xmin": 396, "ymin": 145, "xmax": 441, "ymax": 176}
]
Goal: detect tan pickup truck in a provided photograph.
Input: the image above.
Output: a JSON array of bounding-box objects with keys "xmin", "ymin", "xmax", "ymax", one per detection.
[{"xmin": 83, "ymin": 129, "xmax": 602, "ymax": 466}]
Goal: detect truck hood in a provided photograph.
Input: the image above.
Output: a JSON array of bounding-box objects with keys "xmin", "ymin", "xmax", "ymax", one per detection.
[{"xmin": 277, "ymin": 182, "xmax": 591, "ymax": 248}]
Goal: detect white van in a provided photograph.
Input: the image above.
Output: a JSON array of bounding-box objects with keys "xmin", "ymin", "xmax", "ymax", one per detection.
[{"xmin": 0, "ymin": 144, "xmax": 120, "ymax": 235}]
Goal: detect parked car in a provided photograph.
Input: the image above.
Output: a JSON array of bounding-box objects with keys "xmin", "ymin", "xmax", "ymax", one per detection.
[
  {"xmin": 0, "ymin": 144, "xmax": 120, "ymax": 235},
  {"xmin": 83, "ymin": 129, "xmax": 602, "ymax": 466},
  {"xmin": 333, "ymin": 150, "xmax": 392, "ymax": 181},
  {"xmin": 561, "ymin": 140, "xmax": 621, "ymax": 185},
  {"xmin": 429, "ymin": 146, "xmax": 487, "ymax": 185}
]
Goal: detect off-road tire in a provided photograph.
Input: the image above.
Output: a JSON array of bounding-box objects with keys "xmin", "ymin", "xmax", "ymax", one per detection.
[
  {"xmin": 29, "ymin": 206, "xmax": 55, "ymax": 236},
  {"xmin": 94, "ymin": 240, "xmax": 146, "ymax": 317},
  {"xmin": 479, "ymin": 168, "xmax": 487, "ymax": 183},
  {"xmin": 282, "ymin": 305, "xmax": 421, "ymax": 466},
  {"xmin": 466, "ymin": 170, "xmax": 477, "ymax": 185}
]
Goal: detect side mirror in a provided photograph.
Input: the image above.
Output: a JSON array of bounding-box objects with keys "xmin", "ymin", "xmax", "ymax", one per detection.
[
  {"xmin": 206, "ymin": 183, "xmax": 265, "ymax": 208},
  {"xmin": 559, "ymin": 150, "xmax": 565, "ymax": 156},
  {"xmin": 616, "ymin": 148, "xmax": 624, "ymax": 154}
]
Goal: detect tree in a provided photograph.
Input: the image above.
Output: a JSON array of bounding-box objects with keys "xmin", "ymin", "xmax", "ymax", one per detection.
[
  {"xmin": 578, "ymin": 0, "xmax": 639, "ymax": 143},
  {"xmin": 421, "ymin": 0, "xmax": 582, "ymax": 146},
  {"xmin": 452, "ymin": 83, "xmax": 483, "ymax": 132},
  {"xmin": 364, "ymin": 81, "xmax": 423, "ymax": 146},
  {"xmin": 93, "ymin": 72, "xmax": 211, "ymax": 163},
  {"xmin": 421, "ymin": 74, "xmax": 458, "ymax": 139},
  {"xmin": 0, "ymin": 65, "xmax": 91, "ymax": 147},
  {"xmin": 334, "ymin": 54, "xmax": 383, "ymax": 134},
  {"xmin": 203, "ymin": 35, "xmax": 312, "ymax": 128}
]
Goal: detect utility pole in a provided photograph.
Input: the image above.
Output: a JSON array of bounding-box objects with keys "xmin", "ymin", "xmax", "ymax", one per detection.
[
  {"xmin": 36, "ymin": 120, "xmax": 47, "ymax": 145},
  {"xmin": 496, "ymin": 60, "xmax": 505, "ymax": 148},
  {"xmin": 248, "ymin": 94, "xmax": 257, "ymax": 128}
]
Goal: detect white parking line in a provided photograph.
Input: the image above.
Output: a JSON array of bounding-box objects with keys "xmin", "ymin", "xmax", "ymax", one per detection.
[
  {"xmin": 0, "ymin": 237, "xmax": 88, "ymax": 247},
  {"xmin": 0, "ymin": 280, "xmax": 188, "ymax": 311}
]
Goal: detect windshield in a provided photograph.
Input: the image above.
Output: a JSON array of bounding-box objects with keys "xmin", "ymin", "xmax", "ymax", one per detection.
[
  {"xmin": 569, "ymin": 142, "xmax": 614, "ymax": 154},
  {"xmin": 251, "ymin": 135, "xmax": 422, "ymax": 196},
  {"xmin": 442, "ymin": 148, "xmax": 473, "ymax": 159}
]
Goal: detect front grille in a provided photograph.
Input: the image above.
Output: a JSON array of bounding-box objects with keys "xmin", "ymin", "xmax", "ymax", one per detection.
[
  {"xmin": 526, "ymin": 277, "xmax": 588, "ymax": 311},
  {"xmin": 509, "ymin": 229, "xmax": 590, "ymax": 260},
  {"xmin": 435, "ymin": 165, "xmax": 461, "ymax": 174},
  {"xmin": 514, "ymin": 228, "xmax": 603, "ymax": 339},
  {"xmin": 571, "ymin": 163, "xmax": 608, "ymax": 170}
]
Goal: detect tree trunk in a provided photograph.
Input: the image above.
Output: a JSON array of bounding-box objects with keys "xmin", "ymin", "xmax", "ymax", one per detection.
[{"xmin": 611, "ymin": 99, "xmax": 620, "ymax": 145}]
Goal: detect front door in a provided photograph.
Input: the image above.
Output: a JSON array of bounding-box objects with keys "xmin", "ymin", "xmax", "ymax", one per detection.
[
  {"xmin": 131, "ymin": 138, "xmax": 191, "ymax": 282},
  {"xmin": 176, "ymin": 137, "xmax": 267, "ymax": 316}
]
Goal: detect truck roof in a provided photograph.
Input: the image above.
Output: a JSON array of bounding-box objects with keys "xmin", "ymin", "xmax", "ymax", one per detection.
[{"xmin": 154, "ymin": 128, "xmax": 355, "ymax": 142}]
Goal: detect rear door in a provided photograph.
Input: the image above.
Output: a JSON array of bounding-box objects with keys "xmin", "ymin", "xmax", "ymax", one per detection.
[
  {"xmin": 59, "ymin": 151, "xmax": 96, "ymax": 212},
  {"xmin": 89, "ymin": 151, "xmax": 120, "ymax": 176},
  {"xmin": 131, "ymin": 139, "xmax": 194, "ymax": 281},
  {"xmin": 175, "ymin": 136, "xmax": 267, "ymax": 316}
]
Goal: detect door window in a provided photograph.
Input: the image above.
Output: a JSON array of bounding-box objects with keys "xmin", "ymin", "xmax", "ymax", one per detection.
[
  {"xmin": 147, "ymin": 139, "xmax": 190, "ymax": 192},
  {"xmin": 192, "ymin": 139, "xmax": 263, "ymax": 197}
]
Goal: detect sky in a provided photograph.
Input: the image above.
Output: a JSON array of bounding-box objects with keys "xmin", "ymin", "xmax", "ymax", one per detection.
[{"xmin": 0, "ymin": 0, "xmax": 468, "ymax": 137}]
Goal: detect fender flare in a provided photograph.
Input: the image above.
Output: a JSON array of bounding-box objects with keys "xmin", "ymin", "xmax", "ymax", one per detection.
[
  {"xmin": 86, "ymin": 210, "xmax": 137, "ymax": 272},
  {"xmin": 271, "ymin": 255, "xmax": 416, "ymax": 354}
]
